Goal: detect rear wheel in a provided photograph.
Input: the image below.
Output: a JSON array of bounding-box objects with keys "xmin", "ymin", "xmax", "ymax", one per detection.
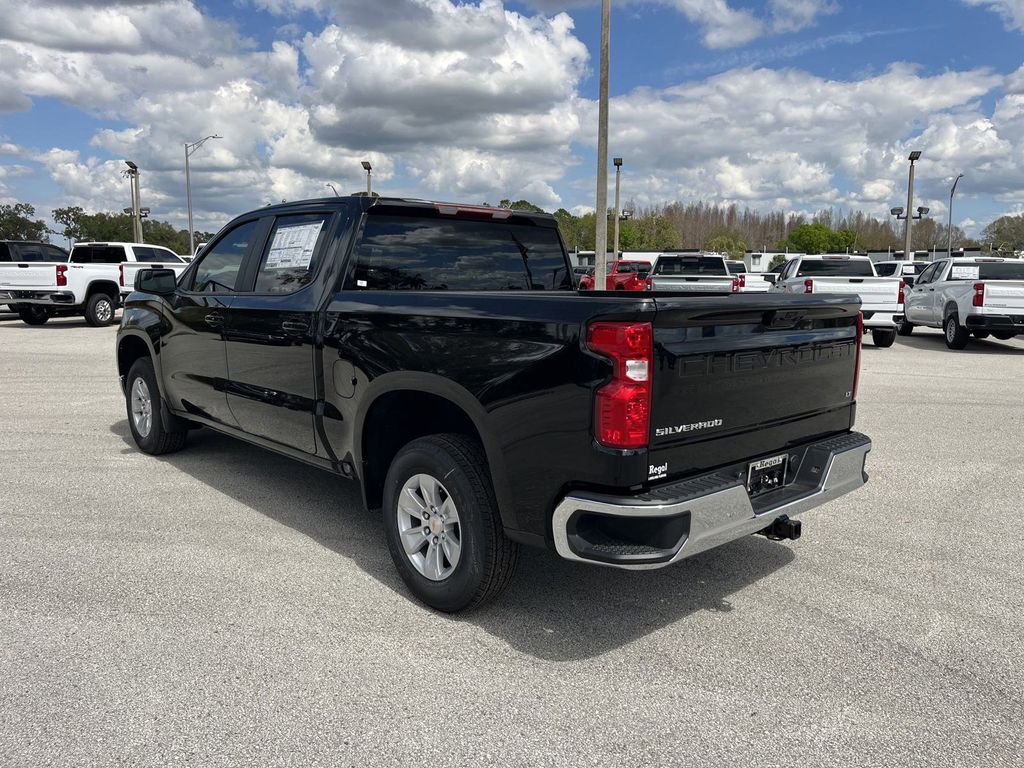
[
  {"xmin": 944, "ymin": 314, "xmax": 970, "ymax": 350},
  {"xmin": 125, "ymin": 357, "xmax": 187, "ymax": 455},
  {"xmin": 895, "ymin": 319, "xmax": 914, "ymax": 336},
  {"xmin": 871, "ymin": 329, "xmax": 896, "ymax": 348},
  {"xmin": 992, "ymin": 331, "xmax": 1016, "ymax": 341},
  {"xmin": 85, "ymin": 293, "xmax": 116, "ymax": 327},
  {"xmin": 382, "ymin": 433, "xmax": 518, "ymax": 612},
  {"xmin": 18, "ymin": 306, "xmax": 50, "ymax": 325}
]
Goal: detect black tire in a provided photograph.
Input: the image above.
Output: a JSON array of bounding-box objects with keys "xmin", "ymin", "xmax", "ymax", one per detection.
[
  {"xmin": 971, "ymin": 330, "xmax": 990, "ymax": 339},
  {"xmin": 382, "ymin": 433, "xmax": 518, "ymax": 612},
  {"xmin": 992, "ymin": 331, "xmax": 1016, "ymax": 341},
  {"xmin": 18, "ymin": 306, "xmax": 50, "ymax": 325},
  {"xmin": 84, "ymin": 292, "xmax": 117, "ymax": 327},
  {"xmin": 944, "ymin": 314, "xmax": 970, "ymax": 350},
  {"xmin": 125, "ymin": 357, "xmax": 187, "ymax": 455},
  {"xmin": 895, "ymin": 319, "xmax": 914, "ymax": 336},
  {"xmin": 871, "ymin": 329, "xmax": 897, "ymax": 348}
]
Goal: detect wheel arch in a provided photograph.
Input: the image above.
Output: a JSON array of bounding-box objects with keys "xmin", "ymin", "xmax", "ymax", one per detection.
[
  {"xmin": 86, "ymin": 280, "xmax": 120, "ymax": 300},
  {"xmin": 354, "ymin": 373, "xmax": 516, "ymax": 530}
]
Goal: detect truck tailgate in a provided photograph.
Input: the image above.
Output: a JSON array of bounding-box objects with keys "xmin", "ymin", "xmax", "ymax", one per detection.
[
  {"xmin": 650, "ymin": 276, "xmax": 733, "ymax": 292},
  {"xmin": 0, "ymin": 263, "xmax": 58, "ymax": 290},
  {"xmin": 983, "ymin": 281, "xmax": 1024, "ymax": 311},
  {"xmin": 646, "ymin": 293, "xmax": 859, "ymax": 483},
  {"xmin": 805, "ymin": 277, "xmax": 900, "ymax": 310}
]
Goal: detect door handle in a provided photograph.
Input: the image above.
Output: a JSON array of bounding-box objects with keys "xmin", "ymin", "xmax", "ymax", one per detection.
[
  {"xmin": 204, "ymin": 313, "xmax": 224, "ymax": 327},
  {"xmin": 281, "ymin": 319, "xmax": 308, "ymax": 334},
  {"xmin": 929, "ymin": 288, "xmax": 935, "ymax": 292}
]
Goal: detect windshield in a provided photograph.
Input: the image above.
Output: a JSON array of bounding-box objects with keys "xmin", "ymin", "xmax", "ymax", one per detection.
[
  {"xmin": 950, "ymin": 261, "xmax": 1024, "ymax": 280},
  {"xmin": 652, "ymin": 256, "xmax": 728, "ymax": 276},
  {"xmin": 796, "ymin": 259, "xmax": 875, "ymax": 277}
]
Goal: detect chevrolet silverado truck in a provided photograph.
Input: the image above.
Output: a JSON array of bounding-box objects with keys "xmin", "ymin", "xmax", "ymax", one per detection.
[
  {"xmin": 116, "ymin": 196, "xmax": 872, "ymax": 612},
  {"xmin": 727, "ymin": 260, "xmax": 772, "ymax": 293},
  {"xmin": 771, "ymin": 255, "xmax": 903, "ymax": 347},
  {"xmin": 0, "ymin": 241, "xmax": 187, "ymax": 326},
  {"xmin": 578, "ymin": 259, "xmax": 650, "ymax": 291},
  {"xmin": 647, "ymin": 254, "xmax": 739, "ymax": 293},
  {"xmin": 900, "ymin": 257, "xmax": 1024, "ymax": 348}
]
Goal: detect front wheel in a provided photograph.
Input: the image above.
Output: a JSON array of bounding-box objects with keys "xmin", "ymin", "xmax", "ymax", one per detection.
[
  {"xmin": 125, "ymin": 357, "xmax": 187, "ymax": 455},
  {"xmin": 944, "ymin": 314, "xmax": 970, "ymax": 350},
  {"xmin": 18, "ymin": 306, "xmax": 50, "ymax": 325},
  {"xmin": 85, "ymin": 293, "xmax": 117, "ymax": 327},
  {"xmin": 871, "ymin": 329, "xmax": 897, "ymax": 348},
  {"xmin": 382, "ymin": 434, "xmax": 518, "ymax": 612}
]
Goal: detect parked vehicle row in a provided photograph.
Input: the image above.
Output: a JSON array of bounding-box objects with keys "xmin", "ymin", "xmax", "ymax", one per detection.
[
  {"xmin": 116, "ymin": 195, "xmax": 872, "ymax": 612},
  {"xmin": 0, "ymin": 241, "xmax": 188, "ymax": 326},
  {"xmin": 577, "ymin": 259, "xmax": 650, "ymax": 290}
]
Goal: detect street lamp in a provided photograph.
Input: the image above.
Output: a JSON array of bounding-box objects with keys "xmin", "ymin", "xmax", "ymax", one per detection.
[
  {"xmin": 612, "ymin": 157, "xmax": 623, "ymax": 260},
  {"xmin": 947, "ymin": 173, "xmax": 964, "ymax": 259},
  {"xmin": 326, "ymin": 182, "xmax": 340, "ymax": 196},
  {"xmin": 184, "ymin": 134, "xmax": 222, "ymax": 256},
  {"xmin": 593, "ymin": 0, "xmax": 612, "ymax": 290},
  {"xmin": 901, "ymin": 150, "xmax": 922, "ymax": 259},
  {"xmin": 890, "ymin": 204, "xmax": 930, "ymax": 260},
  {"xmin": 361, "ymin": 161, "xmax": 372, "ymax": 195},
  {"xmin": 123, "ymin": 160, "xmax": 143, "ymax": 243}
]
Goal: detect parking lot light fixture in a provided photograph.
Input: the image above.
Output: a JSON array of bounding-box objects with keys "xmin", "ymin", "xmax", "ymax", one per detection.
[
  {"xmin": 185, "ymin": 134, "xmax": 222, "ymax": 256},
  {"xmin": 361, "ymin": 161, "xmax": 372, "ymax": 195},
  {"xmin": 947, "ymin": 173, "xmax": 963, "ymax": 259},
  {"xmin": 612, "ymin": 157, "xmax": 623, "ymax": 260},
  {"xmin": 903, "ymin": 151, "xmax": 921, "ymax": 259}
]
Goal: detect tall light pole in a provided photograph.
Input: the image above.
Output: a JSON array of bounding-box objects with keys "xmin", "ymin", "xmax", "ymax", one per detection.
[
  {"xmin": 123, "ymin": 160, "xmax": 143, "ymax": 243},
  {"xmin": 903, "ymin": 150, "xmax": 922, "ymax": 259},
  {"xmin": 612, "ymin": 157, "xmax": 623, "ymax": 260},
  {"xmin": 594, "ymin": 0, "xmax": 611, "ymax": 290},
  {"xmin": 361, "ymin": 161, "xmax": 372, "ymax": 195},
  {"xmin": 947, "ymin": 173, "xmax": 963, "ymax": 259},
  {"xmin": 326, "ymin": 182, "xmax": 340, "ymax": 196},
  {"xmin": 185, "ymin": 134, "xmax": 221, "ymax": 256}
]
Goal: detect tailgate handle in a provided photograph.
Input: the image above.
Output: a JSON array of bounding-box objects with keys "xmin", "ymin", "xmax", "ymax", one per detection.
[
  {"xmin": 849, "ymin": 279, "xmax": 864, "ymax": 283},
  {"xmin": 204, "ymin": 313, "xmax": 224, "ymax": 328},
  {"xmin": 17, "ymin": 264, "xmax": 29, "ymax": 268},
  {"xmin": 764, "ymin": 309, "xmax": 807, "ymax": 329}
]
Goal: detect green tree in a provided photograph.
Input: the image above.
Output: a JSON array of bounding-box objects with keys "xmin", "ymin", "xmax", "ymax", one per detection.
[
  {"xmin": 981, "ymin": 214, "xmax": 1024, "ymax": 252},
  {"xmin": 769, "ymin": 254, "xmax": 788, "ymax": 269},
  {"xmin": 499, "ymin": 199, "xmax": 545, "ymax": 213},
  {"xmin": 52, "ymin": 206, "xmax": 205, "ymax": 254},
  {"xmin": 0, "ymin": 203, "xmax": 48, "ymax": 240},
  {"xmin": 704, "ymin": 229, "xmax": 748, "ymax": 259},
  {"xmin": 781, "ymin": 223, "xmax": 834, "ymax": 254}
]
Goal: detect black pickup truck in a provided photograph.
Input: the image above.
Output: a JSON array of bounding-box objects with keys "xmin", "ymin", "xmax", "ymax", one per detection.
[{"xmin": 116, "ymin": 196, "xmax": 871, "ymax": 611}]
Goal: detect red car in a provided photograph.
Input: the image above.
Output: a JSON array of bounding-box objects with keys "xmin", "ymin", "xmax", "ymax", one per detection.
[{"xmin": 577, "ymin": 260, "xmax": 651, "ymax": 291}]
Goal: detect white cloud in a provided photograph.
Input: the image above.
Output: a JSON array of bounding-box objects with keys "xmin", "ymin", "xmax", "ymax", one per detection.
[
  {"xmin": 769, "ymin": 0, "xmax": 838, "ymax": 33},
  {"xmin": 663, "ymin": 0, "xmax": 763, "ymax": 48},
  {"xmin": 962, "ymin": 0, "xmax": 1024, "ymax": 31}
]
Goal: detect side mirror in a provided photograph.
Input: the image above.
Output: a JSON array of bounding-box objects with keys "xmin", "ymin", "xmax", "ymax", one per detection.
[
  {"xmin": 762, "ymin": 273, "xmax": 778, "ymax": 284},
  {"xmin": 135, "ymin": 268, "xmax": 178, "ymax": 295}
]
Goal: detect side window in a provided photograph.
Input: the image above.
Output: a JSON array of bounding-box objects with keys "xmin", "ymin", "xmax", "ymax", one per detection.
[
  {"xmin": 930, "ymin": 261, "xmax": 949, "ymax": 282},
  {"xmin": 13, "ymin": 243, "xmax": 45, "ymax": 261},
  {"xmin": 156, "ymin": 248, "xmax": 183, "ymax": 263},
  {"xmin": 781, "ymin": 260, "xmax": 797, "ymax": 280},
  {"xmin": 132, "ymin": 246, "xmax": 155, "ymax": 261},
  {"xmin": 43, "ymin": 245, "xmax": 68, "ymax": 262},
  {"xmin": 251, "ymin": 213, "xmax": 331, "ymax": 294},
  {"xmin": 916, "ymin": 263, "xmax": 938, "ymax": 285},
  {"xmin": 190, "ymin": 220, "xmax": 258, "ymax": 293},
  {"xmin": 0, "ymin": 243, "xmax": 10, "ymax": 261}
]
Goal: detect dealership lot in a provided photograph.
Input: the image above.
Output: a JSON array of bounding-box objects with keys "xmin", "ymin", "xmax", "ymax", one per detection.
[{"xmin": 1, "ymin": 316, "xmax": 1022, "ymax": 767}]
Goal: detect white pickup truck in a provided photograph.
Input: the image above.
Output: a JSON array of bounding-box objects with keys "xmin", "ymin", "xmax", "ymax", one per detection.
[
  {"xmin": 647, "ymin": 254, "xmax": 739, "ymax": 293},
  {"xmin": 726, "ymin": 260, "xmax": 772, "ymax": 293},
  {"xmin": 771, "ymin": 255, "xmax": 904, "ymax": 347},
  {"xmin": 900, "ymin": 257, "xmax": 1024, "ymax": 348},
  {"xmin": 0, "ymin": 242, "xmax": 187, "ymax": 326}
]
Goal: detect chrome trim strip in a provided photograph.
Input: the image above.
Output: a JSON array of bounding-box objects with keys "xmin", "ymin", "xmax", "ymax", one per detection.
[{"xmin": 552, "ymin": 438, "xmax": 871, "ymax": 570}]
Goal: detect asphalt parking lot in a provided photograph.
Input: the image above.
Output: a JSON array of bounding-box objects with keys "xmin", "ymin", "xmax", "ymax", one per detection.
[{"xmin": 1, "ymin": 314, "xmax": 1022, "ymax": 767}]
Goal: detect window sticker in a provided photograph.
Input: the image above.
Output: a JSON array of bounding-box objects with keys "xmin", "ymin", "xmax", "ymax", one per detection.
[
  {"xmin": 265, "ymin": 221, "xmax": 324, "ymax": 270},
  {"xmin": 950, "ymin": 265, "xmax": 979, "ymax": 280}
]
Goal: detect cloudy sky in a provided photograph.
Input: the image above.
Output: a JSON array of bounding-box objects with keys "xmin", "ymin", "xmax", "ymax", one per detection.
[{"xmin": 1, "ymin": 0, "xmax": 1023, "ymax": 239}]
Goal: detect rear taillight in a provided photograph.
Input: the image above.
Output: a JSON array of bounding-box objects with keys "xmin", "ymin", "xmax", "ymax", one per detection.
[
  {"xmin": 119, "ymin": 263, "xmax": 125, "ymax": 287},
  {"xmin": 897, "ymin": 279, "xmax": 906, "ymax": 305},
  {"xmin": 644, "ymin": 277, "xmax": 653, "ymax": 290},
  {"xmin": 731, "ymin": 277, "xmax": 740, "ymax": 293},
  {"xmin": 56, "ymin": 265, "xmax": 67, "ymax": 287},
  {"xmin": 852, "ymin": 312, "xmax": 863, "ymax": 400},
  {"xmin": 804, "ymin": 279, "xmax": 814, "ymax": 294},
  {"xmin": 738, "ymin": 274, "xmax": 746, "ymax": 289},
  {"xmin": 972, "ymin": 282, "xmax": 985, "ymax": 307},
  {"xmin": 587, "ymin": 321, "xmax": 653, "ymax": 450}
]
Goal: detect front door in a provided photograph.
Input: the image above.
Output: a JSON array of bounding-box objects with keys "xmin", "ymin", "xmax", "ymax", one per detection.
[
  {"xmin": 160, "ymin": 218, "xmax": 264, "ymax": 426},
  {"xmin": 222, "ymin": 211, "xmax": 337, "ymax": 454}
]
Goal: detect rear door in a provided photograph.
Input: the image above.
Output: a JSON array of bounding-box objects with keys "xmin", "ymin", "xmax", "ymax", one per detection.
[
  {"xmin": 160, "ymin": 219, "xmax": 265, "ymax": 426},
  {"xmin": 222, "ymin": 210, "xmax": 339, "ymax": 454},
  {"xmin": 905, "ymin": 262, "xmax": 940, "ymax": 323},
  {"xmin": 645, "ymin": 293, "xmax": 860, "ymax": 479}
]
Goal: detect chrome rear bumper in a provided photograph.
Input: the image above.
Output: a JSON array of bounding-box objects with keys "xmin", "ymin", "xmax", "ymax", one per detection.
[{"xmin": 552, "ymin": 432, "xmax": 871, "ymax": 569}]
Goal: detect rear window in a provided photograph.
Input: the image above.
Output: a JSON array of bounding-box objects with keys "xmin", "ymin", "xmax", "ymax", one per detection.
[
  {"xmin": 949, "ymin": 261, "xmax": 1024, "ymax": 281},
  {"xmin": 875, "ymin": 263, "xmax": 898, "ymax": 276},
  {"xmin": 652, "ymin": 256, "xmax": 728, "ymax": 276},
  {"xmin": 727, "ymin": 261, "xmax": 747, "ymax": 273},
  {"xmin": 71, "ymin": 245, "xmax": 127, "ymax": 264},
  {"xmin": 796, "ymin": 259, "xmax": 875, "ymax": 277},
  {"xmin": 613, "ymin": 262, "xmax": 650, "ymax": 276},
  {"xmin": 349, "ymin": 215, "xmax": 571, "ymax": 291}
]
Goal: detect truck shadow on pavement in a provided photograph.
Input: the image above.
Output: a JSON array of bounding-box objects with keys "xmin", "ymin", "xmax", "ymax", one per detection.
[
  {"xmin": 894, "ymin": 332, "xmax": 1024, "ymax": 355},
  {"xmin": 111, "ymin": 419, "xmax": 796, "ymax": 661}
]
